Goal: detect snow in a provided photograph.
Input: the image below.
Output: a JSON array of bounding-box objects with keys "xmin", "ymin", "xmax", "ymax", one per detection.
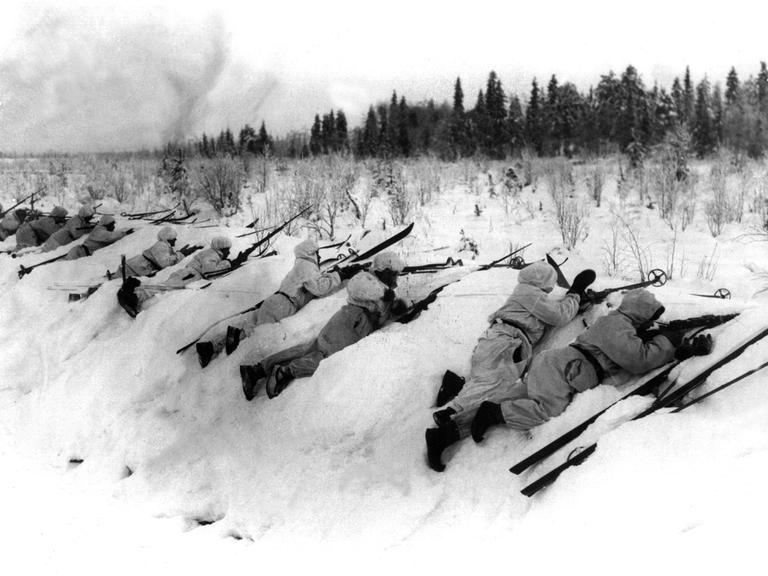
[{"xmin": 2, "ymin": 160, "xmax": 768, "ymax": 574}]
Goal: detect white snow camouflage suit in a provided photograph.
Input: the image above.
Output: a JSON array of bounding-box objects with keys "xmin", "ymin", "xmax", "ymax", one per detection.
[
  {"xmin": 133, "ymin": 240, "xmax": 231, "ymax": 305},
  {"xmin": 205, "ymin": 238, "xmax": 343, "ymax": 354},
  {"xmin": 250, "ymin": 270, "xmax": 398, "ymax": 379},
  {"xmin": 449, "ymin": 261, "xmax": 580, "ymax": 437},
  {"xmin": 123, "ymin": 228, "xmax": 182, "ymax": 277},
  {"xmin": 495, "ymin": 288, "xmax": 676, "ymax": 430}
]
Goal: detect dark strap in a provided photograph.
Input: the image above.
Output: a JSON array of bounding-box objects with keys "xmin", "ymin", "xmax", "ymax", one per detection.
[
  {"xmin": 82, "ymin": 244, "xmax": 91, "ymax": 257},
  {"xmin": 570, "ymin": 344, "xmax": 605, "ymax": 383},
  {"xmin": 495, "ymin": 318, "xmax": 532, "ymax": 345},
  {"xmin": 276, "ymin": 291, "xmax": 295, "ymax": 306}
]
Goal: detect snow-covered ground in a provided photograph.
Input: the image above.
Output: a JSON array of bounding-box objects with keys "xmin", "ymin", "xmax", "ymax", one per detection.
[{"xmin": 2, "ymin": 162, "xmax": 768, "ymax": 574}]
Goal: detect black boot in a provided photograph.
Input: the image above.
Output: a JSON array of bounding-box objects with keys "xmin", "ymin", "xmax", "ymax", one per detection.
[
  {"xmin": 240, "ymin": 363, "xmax": 267, "ymax": 401},
  {"xmin": 196, "ymin": 342, "xmax": 215, "ymax": 368},
  {"xmin": 225, "ymin": 326, "xmax": 243, "ymax": 355},
  {"xmin": 432, "ymin": 407, "xmax": 456, "ymax": 427},
  {"xmin": 266, "ymin": 365, "xmax": 294, "ymax": 399},
  {"xmin": 471, "ymin": 401, "xmax": 504, "ymax": 443},
  {"xmin": 117, "ymin": 277, "xmax": 141, "ymax": 318},
  {"xmin": 435, "ymin": 370, "xmax": 466, "ymax": 407},
  {"xmin": 425, "ymin": 422, "xmax": 460, "ymax": 472}
]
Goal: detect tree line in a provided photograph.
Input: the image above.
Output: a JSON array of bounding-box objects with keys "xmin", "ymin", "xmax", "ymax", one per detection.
[{"xmin": 178, "ymin": 62, "xmax": 768, "ymax": 161}]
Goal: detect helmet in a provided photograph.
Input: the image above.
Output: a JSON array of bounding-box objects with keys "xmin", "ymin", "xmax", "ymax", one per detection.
[
  {"xmin": 50, "ymin": 206, "xmax": 68, "ymax": 219},
  {"xmin": 211, "ymin": 236, "xmax": 232, "ymax": 250},
  {"xmin": 371, "ymin": 252, "xmax": 405, "ymax": 273},
  {"xmin": 158, "ymin": 226, "xmax": 177, "ymax": 242},
  {"xmin": 78, "ymin": 205, "xmax": 95, "ymax": 219},
  {"xmin": 99, "ymin": 215, "xmax": 116, "ymax": 227}
]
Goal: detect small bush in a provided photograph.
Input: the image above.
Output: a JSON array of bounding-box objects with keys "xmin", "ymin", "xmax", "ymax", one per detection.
[{"xmin": 194, "ymin": 155, "xmax": 244, "ymax": 216}]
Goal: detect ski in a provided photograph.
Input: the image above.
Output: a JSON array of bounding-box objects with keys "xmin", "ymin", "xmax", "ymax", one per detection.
[
  {"xmin": 349, "ymin": 223, "xmax": 414, "ymax": 263},
  {"xmin": 546, "ymin": 253, "xmax": 571, "ymax": 289},
  {"xmin": 673, "ymin": 358, "xmax": 768, "ymax": 412},
  {"xmin": 519, "ymin": 320, "xmax": 767, "ymax": 497}
]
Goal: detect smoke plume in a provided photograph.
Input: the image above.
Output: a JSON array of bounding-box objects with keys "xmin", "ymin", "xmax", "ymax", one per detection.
[{"xmin": 0, "ymin": 7, "xmax": 277, "ymax": 153}]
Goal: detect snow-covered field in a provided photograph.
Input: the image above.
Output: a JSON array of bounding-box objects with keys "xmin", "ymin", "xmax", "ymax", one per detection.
[{"xmin": 2, "ymin": 161, "xmax": 768, "ymax": 574}]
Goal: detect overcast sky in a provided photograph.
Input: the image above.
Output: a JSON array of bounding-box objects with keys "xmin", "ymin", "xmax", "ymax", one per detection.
[{"xmin": 1, "ymin": 0, "xmax": 767, "ymax": 152}]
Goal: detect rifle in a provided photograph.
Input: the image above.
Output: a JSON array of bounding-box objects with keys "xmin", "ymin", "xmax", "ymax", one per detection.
[
  {"xmin": 0, "ymin": 193, "xmax": 36, "ymax": 218},
  {"xmin": 222, "ymin": 206, "xmax": 311, "ymax": 272},
  {"xmin": 121, "ymin": 203, "xmax": 180, "ymax": 220},
  {"xmin": 236, "ymin": 223, "xmax": 279, "ymax": 238},
  {"xmin": 401, "ymin": 257, "xmax": 464, "ymax": 274},
  {"xmin": 397, "ymin": 244, "xmax": 533, "ymax": 324},
  {"xmin": 585, "ymin": 268, "xmax": 667, "ymax": 304}
]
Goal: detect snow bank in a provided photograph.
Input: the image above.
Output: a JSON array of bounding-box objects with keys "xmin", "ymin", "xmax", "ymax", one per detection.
[{"xmin": 3, "ymin": 178, "xmax": 768, "ymax": 573}]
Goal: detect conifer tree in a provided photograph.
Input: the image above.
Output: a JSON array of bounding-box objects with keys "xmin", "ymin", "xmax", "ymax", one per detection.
[
  {"xmin": 758, "ymin": 61, "xmax": 768, "ymax": 113},
  {"xmin": 545, "ymin": 74, "xmax": 560, "ymax": 153},
  {"xmin": 360, "ymin": 107, "xmax": 379, "ymax": 157},
  {"xmin": 256, "ymin": 121, "xmax": 272, "ymax": 154},
  {"xmin": 671, "ymin": 77, "xmax": 684, "ymax": 124},
  {"xmin": 397, "ymin": 96, "xmax": 412, "ymax": 157},
  {"xmin": 507, "ymin": 94, "xmax": 524, "ymax": 153},
  {"xmin": 309, "ymin": 115, "xmax": 322, "ymax": 155},
  {"xmin": 450, "ymin": 77, "xmax": 471, "ymax": 157},
  {"xmin": 595, "ymin": 72, "xmax": 621, "ymax": 144},
  {"xmin": 711, "ymin": 83, "xmax": 724, "ymax": 145},
  {"xmin": 725, "ymin": 67, "xmax": 740, "ymax": 108},
  {"xmin": 683, "ymin": 66, "xmax": 695, "ymax": 125},
  {"xmin": 693, "ymin": 77, "xmax": 714, "ymax": 156},
  {"xmin": 556, "ymin": 82, "xmax": 584, "ymax": 156},
  {"xmin": 525, "ymin": 78, "xmax": 544, "ymax": 154},
  {"xmin": 485, "ymin": 71, "xmax": 508, "ymax": 158},
  {"xmin": 471, "ymin": 89, "xmax": 489, "ymax": 155},
  {"xmin": 335, "ymin": 110, "xmax": 349, "ymax": 151}
]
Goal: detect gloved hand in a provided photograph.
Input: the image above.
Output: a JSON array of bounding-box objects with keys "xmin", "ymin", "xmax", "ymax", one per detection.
[
  {"xmin": 391, "ymin": 298, "xmax": 408, "ymax": 315},
  {"xmin": 566, "ymin": 269, "xmax": 597, "ymax": 299},
  {"xmin": 674, "ymin": 333, "xmax": 714, "ymax": 360},
  {"xmin": 382, "ymin": 288, "xmax": 396, "ymax": 303},
  {"xmin": 336, "ymin": 263, "xmax": 365, "ymax": 281},
  {"xmin": 229, "ymin": 251, "xmax": 248, "ymax": 267},
  {"xmin": 179, "ymin": 244, "xmax": 202, "ymax": 257}
]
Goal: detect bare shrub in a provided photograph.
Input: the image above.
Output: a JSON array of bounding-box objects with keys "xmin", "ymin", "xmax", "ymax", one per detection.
[
  {"xmin": 705, "ymin": 161, "xmax": 729, "ymax": 237},
  {"xmin": 601, "ymin": 219, "xmax": 626, "ymax": 277},
  {"xmin": 696, "ymin": 244, "xmax": 720, "ymax": 281},
  {"xmin": 585, "ymin": 161, "xmax": 606, "ymax": 207},
  {"xmin": 616, "ymin": 213, "xmax": 652, "ymax": 281},
  {"xmin": 194, "ymin": 155, "xmax": 244, "ymax": 216},
  {"xmin": 409, "ymin": 158, "xmax": 441, "ymax": 206},
  {"xmin": 546, "ymin": 159, "xmax": 589, "ymax": 249},
  {"xmin": 388, "ymin": 164, "xmax": 415, "ymax": 226}
]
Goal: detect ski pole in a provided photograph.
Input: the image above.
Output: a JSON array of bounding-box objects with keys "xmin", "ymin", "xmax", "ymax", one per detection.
[
  {"xmin": 0, "ymin": 192, "xmax": 36, "ymax": 218},
  {"xmin": 18, "ymin": 253, "xmax": 68, "ymax": 278},
  {"xmin": 691, "ymin": 288, "xmax": 731, "ymax": 300}
]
